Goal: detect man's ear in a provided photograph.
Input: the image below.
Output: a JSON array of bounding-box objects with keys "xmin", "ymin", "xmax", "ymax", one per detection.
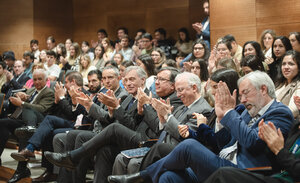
[
  {"xmin": 192, "ymin": 84, "xmax": 198, "ymax": 93},
  {"xmin": 261, "ymin": 85, "xmax": 268, "ymax": 95}
]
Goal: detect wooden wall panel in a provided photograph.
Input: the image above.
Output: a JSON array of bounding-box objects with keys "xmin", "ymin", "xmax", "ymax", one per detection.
[
  {"xmin": 210, "ymin": 0, "xmax": 256, "ymax": 46},
  {"xmin": 33, "ymin": 0, "xmax": 73, "ymax": 50},
  {"xmin": 0, "ymin": 0, "xmax": 33, "ymax": 59}
]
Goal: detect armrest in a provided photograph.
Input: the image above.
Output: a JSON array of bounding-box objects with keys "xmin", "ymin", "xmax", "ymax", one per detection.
[
  {"xmin": 139, "ymin": 139, "xmax": 158, "ymax": 147},
  {"xmin": 246, "ymin": 166, "xmax": 273, "ymax": 176}
]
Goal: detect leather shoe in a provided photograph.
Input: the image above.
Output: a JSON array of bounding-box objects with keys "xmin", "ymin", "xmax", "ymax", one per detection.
[
  {"xmin": 32, "ymin": 170, "xmax": 57, "ymax": 183},
  {"xmin": 44, "ymin": 151, "xmax": 76, "ymax": 169},
  {"xmin": 14, "ymin": 126, "xmax": 36, "ymax": 138},
  {"xmin": 8, "ymin": 167, "xmax": 31, "ymax": 183},
  {"xmin": 107, "ymin": 173, "xmax": 144, "ymax": 183},
  {"xmin": 11, "ymin": 149, "xmax": 36, "ymax": 162}
]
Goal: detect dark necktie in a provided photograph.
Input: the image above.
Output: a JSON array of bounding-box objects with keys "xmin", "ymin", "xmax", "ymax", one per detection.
[
  {"xmin": 126, "ymin": 98, "xmax": 136, "ymax": 110},
  {"xmin": 28, "ymin": 90, "xmax": 38, "ymax": 103}
]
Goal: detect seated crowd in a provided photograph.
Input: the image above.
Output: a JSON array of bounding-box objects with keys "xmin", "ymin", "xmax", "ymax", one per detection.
[{"xmin": 0, "ymin": 21, "xmax": 300, "ymax": 183}]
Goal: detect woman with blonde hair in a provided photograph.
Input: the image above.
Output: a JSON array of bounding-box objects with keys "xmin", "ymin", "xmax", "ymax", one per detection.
[
  {"xmin": 102, "ymin": 38, "xmax": 114, "ymax": 62},
  {"xmin": 79, "ymin": 54, "xmax": 97, "ymax": 85},
  {"xmin": 67, "ymin": 42, "xmax": 82, "ymax": 71},
  {"xmin": 260, "ymin": 29, "xmax": 276, "ymax": 58}
]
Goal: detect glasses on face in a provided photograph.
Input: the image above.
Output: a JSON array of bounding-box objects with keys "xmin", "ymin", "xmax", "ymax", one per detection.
[{"xmin": 155, "ymin": 77, "xmax": 170, "ymax": 83}]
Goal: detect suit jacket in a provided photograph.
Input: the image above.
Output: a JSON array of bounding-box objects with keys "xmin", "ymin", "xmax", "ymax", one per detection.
[
  {"xmin": 197, "ymin": 16, "xmax": 210, "ymax": 48},
  {"xmin": 164, "ymin": 97, "xmax": 212, "ymax": 145},
  {"xmin": 89, "ymin": 87, "xmax": 128, "ymax": 126},
  {"xmin": 1, "ymin": 72, "xmax": 30, "ymax": 96},
  {"xmin": 142, "ymin": 92, "xmax": 183, "ymax": 137},
  {"xmin": 220, "ymin": 100, "xmax": 294, "ymax": 169},
  {"xmin": 22, "ymin": 86, "xmax": 54, "ymax": 114}
]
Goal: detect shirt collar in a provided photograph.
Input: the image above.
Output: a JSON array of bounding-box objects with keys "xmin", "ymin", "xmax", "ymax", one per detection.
[{"xmin": 258, "ymin": 99, "xmax": 274, "ymax": 116}]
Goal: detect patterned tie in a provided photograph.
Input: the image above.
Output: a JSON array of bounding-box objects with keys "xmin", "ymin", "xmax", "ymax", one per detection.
[{"xmin": 28, "ymin": 90, "xmax": 38, "ymax": 103}]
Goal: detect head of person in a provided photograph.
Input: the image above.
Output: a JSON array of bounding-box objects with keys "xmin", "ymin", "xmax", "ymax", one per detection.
[
  {"xmin": 277, "ymin": 50, "xmax": 300, "ymax": 85},
  {"xmin": 260, "ymin": 29, "xmax": 276, "ymax": 51},
  {"xmin": 203, "ymin": 0, "xmax": 209, "ymax": 15},
  {"xmin": 119, "ymin": 60, "xmax": 134, "ymax": 78},
  {"xmin": 102, "ymin": 66, "xmax": 120, "ymax": 91},
  {"xmin": 30, "ymin": 39, "xmax": 39, "ymax": 52},
  {"xmin": 151, "ymin": 47, "xmax": 166, "ymax": 66},
  {"xmin": 56, "ymin": 43, "xmax": 67, "ymax": 58},
  {"xmin": 238, "ymin": 71, "xmax": 275, "ymax": 117},
  {"xmin": 155, "ymin": 67, "xmax": 179, "ymax": 97},
  {"xmin": 223, "ymin": 34, "xmax": 238, "ymax": 54},
  {"xmin": 216, "ymin": 39, "xmax": 232, "ymax": 60},
  {"xmin": 120, "ymin": 35, "xmax": 130, "ymax": 48},
  {"xmin": 94, "ymin": 44, "xmax": 104, "ymax": 59},
  {"xmin": 80, "ymin": 54, "xmax": 92, "ymax": 70},
  {"xmin": 3, "ymin": 51, "xmax": 15, "ymax": 68},
  {"xmin": 191, "ymin": 59, "xmax": 209, "ymax": 82},
  {"xmin": 241, "ymin": 55, "xmax": 264, "ymax": 75},
  {"xmin": 161, "ymin": 59, "xmax": 177, "ymax": 68},
  {"xmin": 0, "ymin": 62, "xmax": 6, "ymax": 76},
  {"xmin": 178, "ymin": 27, "xmax": 190, "ymax": 43},
  {"xmin": 210, "ymin": 69, "xmax": 239, "ymax": 101},
  {"xmin": 175, "ymin": 52, "xmax": 187, "ymax": 67},
  {"xmin": 191, "ymin": 39, "xmax": 210, "ymax": 61},
  {"xmin": 13, "ymin": 60, "xmax": 24, "ymax": 76},
  {"xmin": 117, "ymin": 27, "xmax": 128, "ymax": 40},
  {"xmin": 65, "ymin": 38, "xmax": 73, "ymax": 51},
  {"xmin": 136, "ymin": 54, "xmax": 156, "ymax": 77},
  {"xmin": 32, "ymin": 69, "xmax": 48, "ymax": 90},
  {"xmin": 39, "ymin": 49, "xmax": 47, "ymax": 62},
  {"xmin": 46, "ymin": 36, "xmax": 56, "ymax": 50},
  {"xmin": 64, "ymin": 71, "xmax": 83, "ymax": 91},
  {"xmin": 46, "ymin": 50, "xmax": 57, "ymax": 66},
  {"xmin": 87, "ymin": 69, "xmax": 102, "ymax": 93},
  {"xmin": 272, "ymin": 36, "xmax": 292, "ymax": 60},
  {"xmin": 154, "ymin": 28, "xmax": 166, "ymax": 41},
  {"xmin": 289, "ymin": 32, "xmax": 300, "ymax": 52},
  {"xmin": 81, "ymin": 41, "xmax": 90, "ymax": 54},
  {"xmin": 175, "ymin": 72, "xmax": 202, "ymax": 106},
  {"xmin": 123, "ymin": 66, "xmax": 146, "ymax": 96},
  {"xmin": 113, "ymin": 53, "xmax": 124, "ymax": 65},
  {"xmin": 23, "ymin": 51, "xmax": 34, "ymax": 68},
  {"xmin": 242, "ymin": 41, "xmax": 265, "ymax": 62},
  {"xmin": 104, "ymin": 60, "xmax": 117, "ymax": 68},
  {"xmin": 31, "ymin": 63, "xmax": 45, "ymax": 74},
  {"xmin": 135, "ymin": 28, "xmax": 146, "ymax": 40},
  {"xmin": 97, "ymin": 29, "xmax": 108, "ymax": 41},
  {"xmin": 101, "ymin": 38, "xmax": 112, "ymax": 51},
  {"xmin": 141, "ymin": 33, "xmax": 153, "ymax": 50},
  {"xmin": 216, "ymin": 57, "xmax": 238, "ymax": 72},
  {"xmin": 70, "ymin": 42, "xmax": 81, "ymax": 59}
]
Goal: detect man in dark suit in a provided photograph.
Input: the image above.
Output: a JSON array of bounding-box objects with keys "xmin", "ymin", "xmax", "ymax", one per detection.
[
  {"xmin": 52, "ymin": 66, "xmax": 128, "ymax": 183},
  {"xmin": 0, "ymin": 69, "xmax": 54, "ymax": 182},
  {"xmin": 111, "ymin": 67, "xmax": 184, "ymax": 174},
  {"xmin": 10, "ymin": 71, "xmax": 89, "ymax": 182},
  {"xmin": 44, "ymin": 66, "xmax": 158, "ymax": 182},
  {"xmin": 110, "ymin": 71, "xmax": 294, "ymax": 183},
  {"xmin": 1, "ymin": 60, "xmax": 30, "ymax": 117}
]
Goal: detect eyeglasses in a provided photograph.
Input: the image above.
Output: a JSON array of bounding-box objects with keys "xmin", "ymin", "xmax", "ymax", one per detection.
[{"xmin": 155, "ymin": 77, "xmax": 170, "ymax": 83}]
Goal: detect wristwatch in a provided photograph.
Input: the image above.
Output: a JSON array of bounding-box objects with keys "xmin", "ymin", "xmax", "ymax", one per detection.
[
  {"xmin": 59, "ymin": 96, "xmax": 65, "ymax": 101},
  {"xmin": 21, "ymin": 101, "xmax": 25, "ymax": 105}
]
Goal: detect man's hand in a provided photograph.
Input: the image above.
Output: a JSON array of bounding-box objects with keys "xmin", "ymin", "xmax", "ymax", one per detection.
[
  {"xmin": 215, "ymin": 81, "xmax": 236, "ymax": 121},
  {"xmin": 137, "ymin": 88, "xmax": 152, "ymax": 106},
  {"xmin": 178, "ymin": 125, "xmax": 189, "ymax": 138},
  {"xmin": 193, "ymin": 113, "xmax": 207, "ymax": 127},
  {"xmin": 76, "ymin": 92, "xmax": 93, "ymax": 112},
  {"xmin": 97, "ymin": 90, "xmax": 120, "ymax": 109},
  {"xmin": 9, "ymin": 95, "xmax": 23, "ymax": 107},
  {"xmin": 258, "ymin": 119, "xmax": 284, "ymax": 155},
  {"xmin": 192, "ymin": 22, "xmax": 203, "ymax": 34},
  {"xmin": 151, "ymin": 98, "xmax": 173, "ymax": 122},
  {"xmin": 54, "ymin": 82, "xmax": 66, "ymax": 104},
  {"xmin": 5, "ymin": 70, "xmax": 13, "ymax": 82},
  {"xmin": 15, "ymin": 92, "xmax": 29, "ymax": 101}
]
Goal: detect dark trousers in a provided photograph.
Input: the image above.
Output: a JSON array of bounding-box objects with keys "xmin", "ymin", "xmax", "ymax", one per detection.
[
  {"xmin": 145, "ymin": 139, "xmax": 237, "ymax": 183},
  {"xmin": 26, "ymin": 115, "xmax": 74, "ymax": 172},
  {"xmin": 204, "ymin": 167, "xmax": 287, "ymax": 183}
]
